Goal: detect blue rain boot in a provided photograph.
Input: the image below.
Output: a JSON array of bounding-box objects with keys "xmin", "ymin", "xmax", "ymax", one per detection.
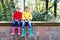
[
  {"xmin": 21, "ymin": 28, "xmax": 25, "ymax": 37},
  {"xmin": 28, "ymin": 28, "xmax": 33, "ymax": 36}
]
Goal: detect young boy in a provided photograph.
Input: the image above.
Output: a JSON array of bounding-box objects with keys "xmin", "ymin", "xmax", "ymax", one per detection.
[
  {"xmin": 11, "ymin": 7, "xmax": 22, "ymax": 35},
  {"xmin": 21, "ymin": 6, "xmax": 33, "ymax": 36}
]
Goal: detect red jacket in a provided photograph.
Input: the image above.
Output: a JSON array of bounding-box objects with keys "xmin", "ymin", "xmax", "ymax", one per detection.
[{"xmin": 12, "ymin": 11, "xmax": 22, "ymax": 20}]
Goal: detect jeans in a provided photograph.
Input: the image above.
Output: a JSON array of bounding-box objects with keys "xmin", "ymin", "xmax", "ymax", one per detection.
[
  {"xmin": 12, "ymin": 20, "xmax": 20, "ymax": 27},
  {"xmin": 22, "ymin": 20, "xmax": 32, "ymax": 29}
]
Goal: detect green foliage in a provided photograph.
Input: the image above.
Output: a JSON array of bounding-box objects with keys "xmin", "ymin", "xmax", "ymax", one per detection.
[
  {"xmin": 0, "ymin": 13, "xmax": 3, "ymax": 21},
  {"xmin": 56, "ymin": 15, "xmax": 60, "ymax": 21},
  {"xmin": 32, "ymin": 11, "xmax": 55, "ymax": 21},
  {"xmin": 0, "ymin": 0, "xmax": 15, "ymax": 21},
  {"xmin": 0, "ymin": 8, "xmax": 15, "ymax": 21},
  {"xmin": 0, "ymin": 0, "xmax": 60, "ymax": 21}
]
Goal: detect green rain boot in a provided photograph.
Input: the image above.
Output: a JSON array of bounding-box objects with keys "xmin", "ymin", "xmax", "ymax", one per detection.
[
  {"xmin": 21, "ymin": 29, "xmax": 25, "ymax": 37},
  {"xmin": 28, "ymin": 28, "xmax": 33, "ymax": 36}
]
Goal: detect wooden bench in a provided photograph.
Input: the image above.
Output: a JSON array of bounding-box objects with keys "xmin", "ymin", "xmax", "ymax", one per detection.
[{"xmin": 0, "ymin": 21, "xmax": 60, "ymax": 26}]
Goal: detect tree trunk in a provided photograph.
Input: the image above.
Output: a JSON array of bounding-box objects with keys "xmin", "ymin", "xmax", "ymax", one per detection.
[
  {"xmin": 46, "ymin": 0, "xmax": 48, "ymax": 14},
  {"xmin": 54, "ymin": 0, "xmax": 57, "ymax": 17},
  {"xmin": 24, "ymin": 0, "xmax": 25, "ymax": 10}
]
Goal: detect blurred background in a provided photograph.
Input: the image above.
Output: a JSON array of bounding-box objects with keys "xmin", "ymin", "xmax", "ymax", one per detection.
[{"xmin": 0, "ymin": 0, "xmax": 60, "ymax": 21}]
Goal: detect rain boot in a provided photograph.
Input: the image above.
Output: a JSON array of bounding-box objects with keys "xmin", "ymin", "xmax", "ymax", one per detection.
[
  {"xmin": 18, "ymin": 27, "xmax": 21, "ymax": 35},
  {"xmin": 28, "ymin": 28, "xmax": 33, "ymax": 36},
  {"xmin": 11, "ymin": 27, "xmax": 15, "ymax": 35},
  {"xmin": 21, "ymin": 28, "xmax": 25, "ymax": 37}
]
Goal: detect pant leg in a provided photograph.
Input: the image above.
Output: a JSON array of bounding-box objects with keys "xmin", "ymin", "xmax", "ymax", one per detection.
[
  {"xmin": 22, "ymin": 21, "xmax": 26, "ymax": 29},
  {"xmin": 28, "ymin": 21, "xmax": 33, "ymax": 36},
  {"xmin": 28, "ymin": 21, "xmax": 32, "ymax": 28},
  {"xmin": 17, "ymin": 20, "xmax": 21, "ymax": 27},
  {"xmin": 17, "ymin": 20, "xmax": 21, "ymax": 35},
  {"xmin": 12, "ymin": 20, "xmax": 16, "ymax": 27},
  {"xmin": 21, "ymin": 21, "xmax": 26, "ymax": 36}
]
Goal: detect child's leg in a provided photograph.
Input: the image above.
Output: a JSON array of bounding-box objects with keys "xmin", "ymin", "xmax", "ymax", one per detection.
[
  {"xmin": 17, "ymin": 20, "xmax": 21, "ymax": 35},
  {"xmin": 28, "ymin": 21, "xmax": 33, "ymax": 36},
  {"xmin": 11, "ymin": 20, "xmax": 16, "ymax": 35},
  {"xmin": 21, "ymin": 21, "xmax": 26, "ymax": 37}
]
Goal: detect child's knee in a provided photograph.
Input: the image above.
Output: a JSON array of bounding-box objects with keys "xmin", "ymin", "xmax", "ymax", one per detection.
[
  {"xmin": 18, "ymin": 21, "xmax": 20, "ymax": 24},
  {"xmin": 22, "ymin": 21, "xmax": 25, "ymax": 25},
  {"xmin": 12, "ymin": 21, "xmax": 15, "ymax": 25},
  {"xmin": 12, "ymin": 21, "xmax": 15, "ymax": 27},
  {"xmin": 28, "ymin": 21, "xmax": 32, "ymax": 28},
  {"xmin": 22, "ymin": 21, "xmax": 26, "ymax": 28},
  {"xmin": 28, "ymin": 21, "xmax": 31, "ymax": 23}
]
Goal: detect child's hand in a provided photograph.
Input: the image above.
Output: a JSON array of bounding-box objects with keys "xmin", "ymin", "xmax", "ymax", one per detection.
[
  {"xmin": 25, "ymin": 19, "xmax": 29, "ymax": 22},
  {"xmin": 15, "ymin": 20, "xmax": 18, "ymax": 21},
  {"xmin": 26, "ymin": 19, "xmax": 28, "ymax": 21}
]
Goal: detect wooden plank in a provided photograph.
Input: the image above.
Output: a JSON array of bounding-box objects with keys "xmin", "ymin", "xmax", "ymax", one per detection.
[{"xmin": 1, "ymin": 22, "xmax": 60, "ymax": 26}]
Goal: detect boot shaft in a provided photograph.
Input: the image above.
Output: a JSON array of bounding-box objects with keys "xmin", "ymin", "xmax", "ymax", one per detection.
[
  {"xmin": 21, "ymin": 29, "xmax": 25, "ymax": 37},
  {"xmin": 28, "ymin": 28, "xmax": 33, "ymax": 36}
]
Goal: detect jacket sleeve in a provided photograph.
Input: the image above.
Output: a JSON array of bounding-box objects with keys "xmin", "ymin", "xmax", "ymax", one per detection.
[
  {"xmin": 19, "ymin": 12, "xmax": 22, "ymax": 20},
  {"xmin": 29, "ymin": 13, "xmax": 32, "ymax": 20},
  {"xmin": 22, "ymin": 12, "xmax": 25, "ymax": 20}
]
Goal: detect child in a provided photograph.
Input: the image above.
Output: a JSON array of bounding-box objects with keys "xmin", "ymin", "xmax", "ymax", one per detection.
[
  {"xmin": 21, "ymin": 6, "xmax": 33, "ymax": 36},
  {"xmin": 11, "ymin": 7, "xmax": 22, "ymax": 35}
]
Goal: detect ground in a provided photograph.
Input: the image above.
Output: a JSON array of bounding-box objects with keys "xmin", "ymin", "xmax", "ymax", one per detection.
[{"xmin": 0, "ymin": 26, "xmax": 60, "ymax": 40}]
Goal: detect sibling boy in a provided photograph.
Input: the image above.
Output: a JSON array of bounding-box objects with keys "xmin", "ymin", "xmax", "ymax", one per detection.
[
  {"xmin": 11, "ymin": 7, "xmax": 22, "ymax": 35},
  {"xmin": 21, "ymin": 6, "xmax": 33, "ymax": 36}
]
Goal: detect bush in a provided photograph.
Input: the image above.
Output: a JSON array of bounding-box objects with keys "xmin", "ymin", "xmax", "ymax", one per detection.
[
  {"xmin": 32, "ymin": 11, "xmax": 55, "ymax": 21},
  {"xmin": 0, "ymin": 13, "xmax": 3, "ymax": 21}
]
